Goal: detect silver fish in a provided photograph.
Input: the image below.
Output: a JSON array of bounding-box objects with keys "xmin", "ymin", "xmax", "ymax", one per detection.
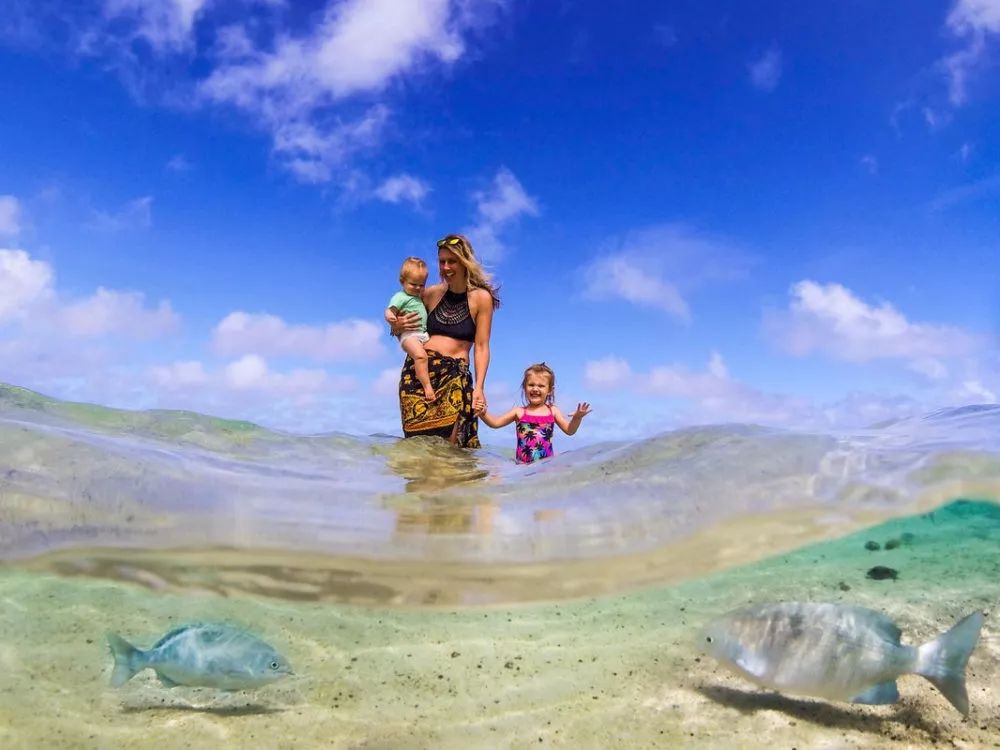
[
  {"xmin": 701, "ymin": 602, "xmax": 984, "ymax": 715},
  {"xmin": 107, "ymin": 622, "xmax": 293, "ymax": 690}
]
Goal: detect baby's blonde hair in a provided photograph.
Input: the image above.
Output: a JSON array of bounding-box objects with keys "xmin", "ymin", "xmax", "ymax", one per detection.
[
  {"xmin": 436, "ymin": 234, "xmax": 501, "ymax": 309},
  {"xmin": 399, "ymin": 256, "xmax": 428, "ymax": 283},
  {"xmin": 521, "ymin": 362, "xmax": 556, "ymax": 406}
]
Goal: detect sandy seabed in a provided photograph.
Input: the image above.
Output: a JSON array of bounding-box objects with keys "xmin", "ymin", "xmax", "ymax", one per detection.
[{"xmin": 1, "ymin": 501, "xmax": 998, "ymax": 749}]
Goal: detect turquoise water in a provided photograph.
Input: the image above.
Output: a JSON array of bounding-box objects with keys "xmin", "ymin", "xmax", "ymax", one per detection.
[{"xmin": 1, "ymin": 386, "xmax": 998, "ymax": 747}]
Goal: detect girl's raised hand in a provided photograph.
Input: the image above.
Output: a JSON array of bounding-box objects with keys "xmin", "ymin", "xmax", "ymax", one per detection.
[{"xmin": 572, "ymin": 402, "xmax": 592, "ymax": 419}]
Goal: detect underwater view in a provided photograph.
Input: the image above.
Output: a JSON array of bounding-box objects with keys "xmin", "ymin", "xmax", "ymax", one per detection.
[{"xmin": 1, "ymin": 384, "xmax": 998, "ymax": 748}]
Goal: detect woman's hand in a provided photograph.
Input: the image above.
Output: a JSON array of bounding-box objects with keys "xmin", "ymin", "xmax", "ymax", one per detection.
[
  {"xmin": 389, "ymin": 311, "xmax": 422, "ymax": 336},
  {"xmin": 472, "ymin": 388, "xmax": 486, "ymax": 414}
]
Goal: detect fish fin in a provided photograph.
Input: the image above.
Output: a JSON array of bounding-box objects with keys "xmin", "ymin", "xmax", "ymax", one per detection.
[
  {"xmin": 915, "ymin": 610, "xmax": 985, "ymax": 716},
  {"xmin": 107, "ymin": 633, "xmax": 144, "ymax": 687},
  {"xmin": 156, "ymin": 672, "xmax": 180, "ymax": 688},
  {"xmin": 850, "ymin": 680, "xmax": 899, "ymax": 705}
]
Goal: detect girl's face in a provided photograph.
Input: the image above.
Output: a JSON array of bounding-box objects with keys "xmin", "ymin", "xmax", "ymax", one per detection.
[
  {"xmin": 523, "ymin": 373, "xmax": 552, "ymax": 406},
  {"xmin": 438, "ymin": 248, "xmax": 466, "ymax": 284}
]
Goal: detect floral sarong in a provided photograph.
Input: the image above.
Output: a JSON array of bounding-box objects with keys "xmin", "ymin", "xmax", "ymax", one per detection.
[{"xmin": 399, "ymin": 351, "xmax": 480, "ymax": 448}]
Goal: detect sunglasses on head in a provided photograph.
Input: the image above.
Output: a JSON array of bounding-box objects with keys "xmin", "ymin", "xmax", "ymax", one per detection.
[{"xmin": 437, "ymin": 236, "xmax": 462, "ymax": 247}]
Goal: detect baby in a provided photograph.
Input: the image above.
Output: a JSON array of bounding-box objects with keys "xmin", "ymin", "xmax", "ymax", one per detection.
[{"xmin": 384, "ymin": 256, "xmax": 436, "ymax": 401}]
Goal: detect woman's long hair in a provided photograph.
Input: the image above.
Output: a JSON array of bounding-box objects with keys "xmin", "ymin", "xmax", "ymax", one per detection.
[{"xmin": 438, "ymin": 234, "xmax": 501, "ymax": 309}]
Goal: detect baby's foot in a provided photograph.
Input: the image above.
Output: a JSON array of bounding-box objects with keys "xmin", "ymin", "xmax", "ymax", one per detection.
[{"xmin": 423, "ymin": 387, "xmax": 437, "ymax": 402}]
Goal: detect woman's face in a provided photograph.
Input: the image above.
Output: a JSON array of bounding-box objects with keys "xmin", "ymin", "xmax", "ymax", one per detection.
[{"xmin": 438, "ymin": 248, "xmax": 466, "ymax": 283}]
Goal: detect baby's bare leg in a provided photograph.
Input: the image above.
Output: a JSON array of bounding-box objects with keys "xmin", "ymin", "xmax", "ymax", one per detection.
[{"xmin": 401, "ymin": 337, "xmax": 436, "ymax": 400}]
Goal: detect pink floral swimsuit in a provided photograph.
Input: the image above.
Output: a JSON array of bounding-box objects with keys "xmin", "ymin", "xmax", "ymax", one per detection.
[{"xmin": 515, "ymin": 407, "xmax": 555, "ymax": 464}]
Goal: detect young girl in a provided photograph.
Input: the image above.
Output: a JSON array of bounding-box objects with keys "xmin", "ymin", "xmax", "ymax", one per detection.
[{"xmin": 480, "ymin": 363, "xmax": 591, "ymax": 464}]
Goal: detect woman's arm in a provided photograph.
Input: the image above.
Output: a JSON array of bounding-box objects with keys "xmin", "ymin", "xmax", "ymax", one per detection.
[
  {"xmin": 471, "ymin": 288, "xmax": 494, "ymax": 399},
  {"xmin": 480, "ymin": 407, "xmax": 519, "ymax": 429},
  {"xmin": 552, "ymin": 403, "xmax": 592, "ymax": 435}
]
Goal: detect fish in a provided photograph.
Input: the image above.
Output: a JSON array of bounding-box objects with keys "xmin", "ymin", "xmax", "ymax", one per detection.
[
  {"xmin": 107, "ymin": 622, "xmax": 294, "ymax": 691},
  {"xmin": 700, "ymin": 602, "xmax": 984, "ymax": 715}
]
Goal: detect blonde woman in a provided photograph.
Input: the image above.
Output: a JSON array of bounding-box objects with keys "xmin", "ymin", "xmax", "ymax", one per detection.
[{"xmin": 389, "ymin": 234, "xmax": 500, "ymax": 447}]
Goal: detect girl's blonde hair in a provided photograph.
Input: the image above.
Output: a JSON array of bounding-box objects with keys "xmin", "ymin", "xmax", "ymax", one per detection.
[
  {"xmin": 521, "ymin": 362, "xmax": 556, "ymax": 406},
  {"xmin": 399, "ymin": 256, "xmax": 428, "ymax": 282},
  {"xmin": 437, "ymin": 234, "xmax": 501, "ymax": 309}
]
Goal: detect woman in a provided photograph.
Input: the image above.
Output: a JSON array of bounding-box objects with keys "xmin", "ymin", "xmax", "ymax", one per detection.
[{"xmin": 390, "ymin": 234, "xmax": 500, "ymax": 447}]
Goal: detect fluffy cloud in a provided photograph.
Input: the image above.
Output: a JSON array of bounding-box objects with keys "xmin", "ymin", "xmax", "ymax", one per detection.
[
  {"xmin": 748, "ymin": 47, "xmax": 782, "ymax": 92},
  {"xmin": 942, "ymin": 0, "xmax": 1000, "ymax": 106},
  {"xmin": 464, "ymin": 167, "xmax": 539, "ymax": 261},
  {"xmin": 213, "ymin": 311, "xmax": 384, "ymax": 361},
  {"xmin": 765, "ymin": 281, "xmax": 980, "ymax": 379},
  {"xmin": 6, "ymin": 1, "xmax": 508, "ymax": 184},
  {"xmin": 59, "ymin": 287, "xmax": 179, "ymax": 338},
  {"xmin": 374, "ymin": 174, "xmax": 430, "ymax": 207},
  {"xmin": 581, "ymin": 224, "xmax": 750, "ymax": 321},
  {"xmin": 0, "ymin": 249, "xmax": 54, "ymax": 321},
  {"xmin": 198, "ymin": 0, "xmax": 507, "ymax": 181},
  {"xmin": 100, "ymin": 0, "xmax": 211, "ymax": 53},
  {"xmin": 0, "ymin": 195, "xmax": 22, "ymax": 236},
  {"xmin": 0, "ymin": 248, "xmax": 178, "ymax": 337},
  {"xmin": 585, "ymin": 351, "xmax": 812, "ymax": 427}
]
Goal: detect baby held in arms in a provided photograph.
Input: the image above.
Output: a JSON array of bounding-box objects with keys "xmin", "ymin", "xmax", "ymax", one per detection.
[{"xmin": 385, "ymin": 256, "xmax": 436, "ymax": 401}]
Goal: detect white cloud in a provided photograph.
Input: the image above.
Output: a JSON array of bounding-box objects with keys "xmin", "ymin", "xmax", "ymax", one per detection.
[
  {"xmin": 958, "ymin": 141, "xmax": 974, "ymax": 162},
  {"xmin": 100, "ymin": 0, "xmax": 210, "ymax": 52},
  {"xmin": 7, "ymin": 1, "xmax": 508, "ymax": 185},
  {"xmin": 941, "ymin": 0, "xmax": 1000, "ymax": 106},
  {"xmin": 213, "ymin": 311, "xmax": 385, "ymax": 361},
  {"xmin": 199, "ymin": 0, "xmax": 506, "ymax": 182},
  {"xmin": 584, "ymin": 356, "xmax": 632, "ymax": 388},
  {"xmin": 586, "ymin": 351, "xmax": 812, "ymax": 427},
  {"xmin": 0, "ymin": 248, "xmax": 178, "ymax": 339},
  {"xmin": 373, "ymin": 366, "xmax": 400, "ymax": 396},
  {"xmin": 463, "ymin": 167, "xmax": 539, "ymax": 261},
  {"xmin": 151, "ymin": 354, "xmax": 354, "ymax": 400},
  {"xmin": 59, "ymin": 287, "xmax": 180, "ymax": 339},
  {"xmin": 0, "ymin": 248, "xmax": 54, "ymax": 321},
  {"xmin": 0, "ymin": 195, "xmax": 22, "ymax": 236},
  {"xmin": 860, "ymin": 155, "xmax": 878, "ymax": 176},
  {"xmin": 150, "ymin": 359, "xmax": 209, "ymax": 388},
  {"xmin": 748, "ymin": 47, "xmax": 782, "ymax": 92},
  {"xmin": 581, "ymin": 224, "xmax": 750, "ymax": 321},
  {"xmin": 87, "ymin": 196, "xmax": 153, "ymax": 232},
  {"xmin": 765, "ymin": 281, "xmax": 979, "ymax": 372},
  {"xmin": 374, "ymin": 174, "xmax": 430, "ymax": 207}
]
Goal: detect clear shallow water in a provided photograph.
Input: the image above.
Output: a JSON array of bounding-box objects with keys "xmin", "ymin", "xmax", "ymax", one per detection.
[{"xmin": 1, "ymin": 385, "xmax": 999, "ymax": 747}]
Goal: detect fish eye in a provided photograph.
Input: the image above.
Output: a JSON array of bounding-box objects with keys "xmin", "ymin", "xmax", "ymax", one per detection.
[
  {"xmin": 270, "ymin": 661, "xmax": 279, "ymax": 670},
  {"xmin": 705, "ymin": 636, "xmax": 713, "ymax": 643}
]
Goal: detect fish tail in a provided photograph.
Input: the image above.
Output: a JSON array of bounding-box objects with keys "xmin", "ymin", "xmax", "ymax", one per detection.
[
  {"xmin": 107, "ymin": 633, "xmax": 144, "ymax": 687},
  {"xmin": 915, "ymin": 610, "xmax": 985, "ymax": 716}
]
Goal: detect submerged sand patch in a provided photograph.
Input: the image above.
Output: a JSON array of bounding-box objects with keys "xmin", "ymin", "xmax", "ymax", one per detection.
[{"xmin": 0, "ymin": 501, "xmax": 997, "ymax": 748}]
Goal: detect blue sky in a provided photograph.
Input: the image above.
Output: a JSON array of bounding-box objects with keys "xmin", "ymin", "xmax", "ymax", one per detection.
[{"xmin": 1, "ymin": 0, "xmax": 998, "ymax": 443}]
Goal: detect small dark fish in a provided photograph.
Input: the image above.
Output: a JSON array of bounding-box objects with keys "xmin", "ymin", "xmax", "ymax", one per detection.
[
  {"xmin": 866, "ymin": 566, "xmax": 898, "ymax": 580},
  {"xmin": 864, "ymin": 541, "xmax": 880, "ymax": 551},
  {"xmin": 107, "ymin": 622, "xmax": 293, "ymax": 690},
  {"xmin": 884, "ymin": 538, "xmax": 901, "ymax": 550},
  {"xmin": 701, "ymin": 602, "xmax": 984, "ymax": 715}
]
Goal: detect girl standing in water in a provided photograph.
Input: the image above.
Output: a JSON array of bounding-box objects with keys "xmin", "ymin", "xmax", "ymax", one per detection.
[{"xmin": 480, "ymin": 363, "xmax": 591, "ymax": 464}]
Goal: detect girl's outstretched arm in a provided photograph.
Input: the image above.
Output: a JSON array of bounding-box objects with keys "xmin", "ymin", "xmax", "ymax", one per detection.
[
  {"xmin": 480, "ymin": 406, "xmax": 519, "ymax": 430},
  {"xmin": 553, "ymin": 403, "xmax": 592, "ymax": 435}
]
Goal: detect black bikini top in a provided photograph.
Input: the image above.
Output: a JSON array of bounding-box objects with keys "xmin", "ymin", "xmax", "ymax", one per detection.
[{"xmin": 426, "ymin": 289, "xmax": 477, "ymax": 343}]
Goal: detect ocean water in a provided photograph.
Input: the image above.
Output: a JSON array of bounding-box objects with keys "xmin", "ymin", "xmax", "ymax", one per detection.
[{"xmin": 1, "ymin": 384, "xmax": 998, "ymax": 748}]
